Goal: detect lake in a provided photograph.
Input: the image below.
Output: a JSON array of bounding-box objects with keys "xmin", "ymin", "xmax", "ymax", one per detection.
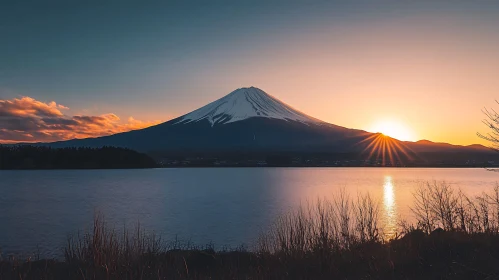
[{"xmin": 1, "ymin": 167, "xmax": 498, "ymax": 258}]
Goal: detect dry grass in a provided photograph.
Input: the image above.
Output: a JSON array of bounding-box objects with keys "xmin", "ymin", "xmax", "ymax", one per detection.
[{"xmin": 64, "ymin": 214, "xmax": 161, "ymax": 265}]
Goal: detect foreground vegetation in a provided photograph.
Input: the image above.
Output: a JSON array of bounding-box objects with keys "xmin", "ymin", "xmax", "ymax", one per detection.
[{"xmin": 3, "ymin": 183, "xmax": 499, "ymax": 279}]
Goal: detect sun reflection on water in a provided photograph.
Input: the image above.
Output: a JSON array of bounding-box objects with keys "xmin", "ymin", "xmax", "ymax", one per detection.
[{"xmin": 383, "ymin": 176, "xmax": 397, "ymax": 239}]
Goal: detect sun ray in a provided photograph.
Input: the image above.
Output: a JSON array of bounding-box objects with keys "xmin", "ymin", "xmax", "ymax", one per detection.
[{"xmin": 358, "ymin": 133, "xmax": 416, "ymax": 166}]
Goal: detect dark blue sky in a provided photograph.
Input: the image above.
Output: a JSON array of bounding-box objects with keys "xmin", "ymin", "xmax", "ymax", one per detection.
[
  {"xmin": 2, "ymin": 1, "xmax": 499, "ymax": 144},
  {"xmin": 2, "ymin": 0, "xmax": 353, "ymax": 115}
]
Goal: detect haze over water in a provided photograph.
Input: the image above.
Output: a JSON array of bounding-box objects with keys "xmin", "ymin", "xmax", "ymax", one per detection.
[{"xmin": 1, "ymin": 167, "xmax": 498, "ymax": 258}]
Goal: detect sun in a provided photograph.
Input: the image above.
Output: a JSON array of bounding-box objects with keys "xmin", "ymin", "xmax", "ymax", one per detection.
[{"xmin": 369, "ymin": 120, "xmax": 415, "ymax": 141}]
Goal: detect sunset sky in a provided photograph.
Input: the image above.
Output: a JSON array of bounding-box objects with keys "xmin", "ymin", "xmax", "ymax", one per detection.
[{"xmin": 1, "ymin": 1, "xmax": 499, "ymax": 145}]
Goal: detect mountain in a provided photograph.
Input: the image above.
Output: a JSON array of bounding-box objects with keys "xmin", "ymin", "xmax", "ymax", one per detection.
[
  {"xmin": 405, "ymin": 140, "xmax": 491, "ymax": 153},
  {"xmin": 175, "ymin": 86, "xmax": 322, "ymax": 126},
  {"xmin": 39, "ymin": 87, "xmax": 497, "ymax": 166},
  {"xmin": 48, "ymin": 87, "xmax": 370, "ymax": 153}
]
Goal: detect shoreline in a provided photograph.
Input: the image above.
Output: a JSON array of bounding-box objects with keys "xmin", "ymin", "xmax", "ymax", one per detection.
[{"xmin": 0, "ymin": 165, "xmax": 494, "ymax": 171}]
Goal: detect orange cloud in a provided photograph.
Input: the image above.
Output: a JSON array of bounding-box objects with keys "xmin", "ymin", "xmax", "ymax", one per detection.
[
  {"xmin": 0, "ymin": 96, "xmax": 67, "ymax": 117},
  {"xmin": 0, "ymin": 96, "xmax": 162, "ymax": 143}
]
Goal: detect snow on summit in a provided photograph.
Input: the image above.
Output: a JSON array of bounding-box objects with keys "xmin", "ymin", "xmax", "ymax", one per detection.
[{"xmin": 176, "ymin": 87, "xmax": 321, "ymax": 126}]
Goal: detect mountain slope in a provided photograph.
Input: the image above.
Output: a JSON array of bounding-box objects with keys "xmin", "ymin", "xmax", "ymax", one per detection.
[
  {"xmin": 405, "ymin": 140, "xmax": 492, "ymax": 153},
  {"xmin": 39, "ymin": 86, "xmax": 495, "ymax": 163},
  {"xmin": 46, "ymin": 87, "xmax": 369, "ymax": 153}
]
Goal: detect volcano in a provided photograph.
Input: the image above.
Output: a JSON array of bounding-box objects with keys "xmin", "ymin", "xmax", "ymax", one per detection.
[
  {"xmin": 43, "ymin": 87, "xmax": 494, "ymax": 165},
  {"xmin": 49, "ymin": 87, "xmax": 370, "ymax": 153}
]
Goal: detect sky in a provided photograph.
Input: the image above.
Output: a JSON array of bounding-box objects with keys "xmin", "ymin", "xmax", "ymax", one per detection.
[{"xmin": 1, "ymin": 0, "xmax": 499, "ymax": 145}]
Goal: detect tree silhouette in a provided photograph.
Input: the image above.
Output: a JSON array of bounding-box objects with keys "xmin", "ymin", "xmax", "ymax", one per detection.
[
  {"xmin": 0, "ymin": 145, "xmax": 158, "ymax": 169},
  {"xmin": 478, "ymin": 101, "xmax": 499, "ymax": 151}
]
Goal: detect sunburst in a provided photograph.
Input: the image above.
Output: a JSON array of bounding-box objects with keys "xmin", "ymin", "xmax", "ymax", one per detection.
[{"xmin": 358, "ymin": 133, "xmax": 414, "ymax": 166}]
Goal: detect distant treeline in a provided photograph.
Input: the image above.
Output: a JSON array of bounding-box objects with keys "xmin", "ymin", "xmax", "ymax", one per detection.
[
  {"xmin": 0, "ymin": 145, "xmax": 158, "ymax": 169},
  {"xmin": 153, "ymin": 150, "xmax": 499, "ymax": 168}
]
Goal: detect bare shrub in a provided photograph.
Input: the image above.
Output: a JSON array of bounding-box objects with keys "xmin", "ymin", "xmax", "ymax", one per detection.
[
  {"xmin": 410, "ymin": 181, "xmax": 499, "ymax": 234},
  {"xmin": 258, "ymin": 190, "xmax": 381, "ymax": 255},
  {"xmin": 353, "ymin": 192, "xmax": 380, "ymax": 243}
]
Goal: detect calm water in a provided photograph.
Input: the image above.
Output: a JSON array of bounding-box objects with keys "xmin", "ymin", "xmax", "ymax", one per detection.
[{"xmin": 0, "ymin": 168, "xmax": 498, "ymax": 258}]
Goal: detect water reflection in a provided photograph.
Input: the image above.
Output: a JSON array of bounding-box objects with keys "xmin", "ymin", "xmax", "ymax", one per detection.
[
  {"xmin": 3, "ymin": 168, "xmax": 498, "ymax": 257},
  {"xmin": 383, "ymin": 176, "xmax": 397, "ymax": 239}
]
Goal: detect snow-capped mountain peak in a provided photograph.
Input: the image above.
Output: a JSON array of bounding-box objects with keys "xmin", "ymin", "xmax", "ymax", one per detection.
[{"xmin": 176, "ymin": 87, "xmax": 321, "ymax": 126}]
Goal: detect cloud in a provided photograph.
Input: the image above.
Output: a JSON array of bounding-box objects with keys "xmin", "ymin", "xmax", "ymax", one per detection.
[
  {"xmin": 0, "ymin": 96, "xmax": 162, "ymax": 143},
  {"xmin": 0, "ymin": 96, "xmax": 67, "ymax": 117}
]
